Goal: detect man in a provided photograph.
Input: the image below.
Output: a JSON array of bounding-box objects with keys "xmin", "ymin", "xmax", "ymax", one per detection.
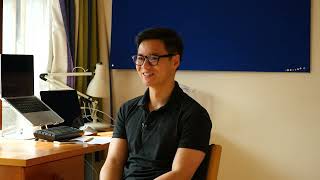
[{"xmin": 100, "ymin": 27, "xmax": 212, "ymax": 180}]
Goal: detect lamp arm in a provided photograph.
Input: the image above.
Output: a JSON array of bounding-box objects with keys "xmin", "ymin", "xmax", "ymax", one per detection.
[
  {"xmin": 39, "ymin": 73, "xmax": 95, "ymax": 103},
  {"xmin": 40, "ymin": 72, "xmax": 93, "ymax": 77}
]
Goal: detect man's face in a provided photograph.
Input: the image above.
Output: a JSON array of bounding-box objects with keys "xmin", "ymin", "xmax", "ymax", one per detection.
[{"xmin": 136, "ymin": 39, "xmax": 180, "ymax": 88}]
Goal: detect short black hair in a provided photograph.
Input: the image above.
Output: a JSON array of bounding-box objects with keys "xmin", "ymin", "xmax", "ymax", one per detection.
[{"xmin": 135, "ymin": 27, "xmax": 184, "ymax": 59}]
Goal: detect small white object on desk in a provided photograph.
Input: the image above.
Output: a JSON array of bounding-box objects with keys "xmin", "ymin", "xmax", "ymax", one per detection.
[
  {"xmin": 79, "ymin": 125, "xmax": 98, "ymax": 135},
  {"xmin": 82, "ymin": 121, "xmax": 110, "ymax": 132}
]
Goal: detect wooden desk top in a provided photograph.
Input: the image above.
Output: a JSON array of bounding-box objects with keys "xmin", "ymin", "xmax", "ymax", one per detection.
[
  {"xmin": 97, "ymin": 131, "xmax": 113, "ymax": 137},
  {"xmin": 0, "ymin": 134, "xmax": 111, "ymax": 167}
]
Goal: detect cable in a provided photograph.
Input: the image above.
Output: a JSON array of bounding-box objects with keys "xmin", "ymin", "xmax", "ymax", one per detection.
[
  {"xmin": 80, "ymin": 106, "xmax": 115, "ymax": 123},
  {"xmin": 82, "ymin": 101, "xmax": 92, "ymax": 122},
  {"xmin": 88, "ymin": 102, "xmax": 93, "ymax": 115},
  {"xmin": 81, "ymin": 106, "xmax": 115, "ymax": 122}
]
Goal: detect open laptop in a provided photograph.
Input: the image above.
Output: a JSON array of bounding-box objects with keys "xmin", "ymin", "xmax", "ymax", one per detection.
[
  {"xmin": 0, "ymin": 54, "xmax": 64, "ymax": 126},
  {"xmin": 40, "ymin": 90, "xmax": 84, "ymax": 128}
]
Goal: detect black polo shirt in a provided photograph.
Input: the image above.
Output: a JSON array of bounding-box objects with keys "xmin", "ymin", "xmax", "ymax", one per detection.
[{"xmin": 113, "ymin": 82, "xmax": 212, "ymax": 180}]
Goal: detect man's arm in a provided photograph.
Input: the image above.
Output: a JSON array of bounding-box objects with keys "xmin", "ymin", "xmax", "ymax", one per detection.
[
  {"xmin": 155, "ymin": 148, "xmax": 205, "ymax": 180},
  {"xmin": 100, "ymin": 138, "xmax": 128, "ymax": 180}
]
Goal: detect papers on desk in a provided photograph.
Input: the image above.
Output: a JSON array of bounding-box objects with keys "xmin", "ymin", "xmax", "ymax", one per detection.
[
  {"xmin": 86, "ymin": 136, "xmax": 112, "ymax": 144},
  {"xmin": 69, "ymin": 136, "xmax": 112, "ymax": 144},
  {"xmin": 71, "ymin": 136, "xmax": 94, "ymax": 142}
]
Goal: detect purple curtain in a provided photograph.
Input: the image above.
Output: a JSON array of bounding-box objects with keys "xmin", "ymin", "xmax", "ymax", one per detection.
[{"xmin": 59, "ymin": 0, "xmax": 75, "ymax": 88}]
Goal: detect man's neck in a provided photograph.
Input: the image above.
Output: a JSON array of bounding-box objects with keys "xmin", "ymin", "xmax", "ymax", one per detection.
[{"xmin": 148, "ymin": 81, "xmax": 175, "ymax": 112}]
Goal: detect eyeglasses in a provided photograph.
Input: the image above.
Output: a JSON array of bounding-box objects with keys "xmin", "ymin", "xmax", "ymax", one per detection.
[{"xmin": 132, "ymin": 54, "xmax": 176, "ymax": 66}]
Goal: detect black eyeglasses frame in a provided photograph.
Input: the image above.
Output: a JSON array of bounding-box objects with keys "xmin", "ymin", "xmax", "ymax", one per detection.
[{"xmin": 131, "ymin": 54, "xmax": 176, "ymax": 66}]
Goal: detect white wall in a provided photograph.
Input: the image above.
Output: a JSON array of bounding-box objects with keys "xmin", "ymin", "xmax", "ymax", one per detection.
[{"xmin": 109, "ymin": 0, "xmax": 320, "ymax": 179}]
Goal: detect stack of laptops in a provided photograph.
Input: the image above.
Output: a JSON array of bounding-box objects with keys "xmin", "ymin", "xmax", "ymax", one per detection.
[{"xmin": 0, "ymin": 54, "xmax": 64, "ymax": 127}]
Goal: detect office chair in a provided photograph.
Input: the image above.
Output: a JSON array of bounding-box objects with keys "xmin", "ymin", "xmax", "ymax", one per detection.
[{"xmin": 206, "ymin": 144, "xmax": 222, "ymax": 180}]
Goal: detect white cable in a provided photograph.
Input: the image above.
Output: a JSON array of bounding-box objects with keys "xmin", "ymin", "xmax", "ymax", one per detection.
[
  {"xmin": 82, "ymin": 101, "xmax": 92, "ymax": 122},
  {"xmin": 88, "ymin": 102, "xmax": 93, "ymax": 115},
  {"xmin": 80, "ymin": 107, "xmax": 115, "ymax": 123},
  {"xmin": 83, "ymin": 101, "xmax": 87, "ymax": 117}
]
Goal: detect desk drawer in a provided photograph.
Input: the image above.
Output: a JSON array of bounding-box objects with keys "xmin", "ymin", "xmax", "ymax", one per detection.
[{"xmin": 25, "ymin": 155, "xmax": 84, "ymax": 180}]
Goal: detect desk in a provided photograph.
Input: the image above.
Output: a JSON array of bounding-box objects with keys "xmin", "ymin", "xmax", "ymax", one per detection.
[{"xmin": 0, "ymin": 136, "xmax": 111, "ymax": 180}]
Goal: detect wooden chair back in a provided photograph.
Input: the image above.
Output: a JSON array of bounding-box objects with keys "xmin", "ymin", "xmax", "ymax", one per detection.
[{"xmin": 206, "ymin": 144, "xmax": 222, "ymax": 180}]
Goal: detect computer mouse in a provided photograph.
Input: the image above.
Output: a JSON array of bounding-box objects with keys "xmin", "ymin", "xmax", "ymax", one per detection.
[{"xmin": 79, "ymin": 125, "xmax": 98, "ymax": 134}]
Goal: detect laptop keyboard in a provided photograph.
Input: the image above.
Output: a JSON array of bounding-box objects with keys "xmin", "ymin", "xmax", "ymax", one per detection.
[{"xmin": 6, "ymin": 97, "xmax": 50, "ymax": 113}]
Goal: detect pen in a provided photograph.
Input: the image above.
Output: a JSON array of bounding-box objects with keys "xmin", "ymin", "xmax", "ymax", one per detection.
[{"xmin": 84, "ymin": 137, "xmax": 94, "ymax": 142}]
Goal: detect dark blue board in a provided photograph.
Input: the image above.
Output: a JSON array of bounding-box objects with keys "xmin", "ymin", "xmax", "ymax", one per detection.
[{"xmin": 110, "ymin": 0, "xmax": 310, "ymax": 72}]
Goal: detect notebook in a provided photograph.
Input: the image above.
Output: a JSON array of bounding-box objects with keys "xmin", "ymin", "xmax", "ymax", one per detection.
[
  {"xmin": 40, "ymin": 90, "xmax": 84, "ymax": 128},
  {"xmin": 0, "ymin": 54, "xmax": 64, "ymax": 126}
]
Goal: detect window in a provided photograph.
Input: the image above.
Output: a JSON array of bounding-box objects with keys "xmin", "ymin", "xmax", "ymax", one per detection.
[{"xmin": 3, "ymin": 0, "xmax": 52, "ymax": 96}]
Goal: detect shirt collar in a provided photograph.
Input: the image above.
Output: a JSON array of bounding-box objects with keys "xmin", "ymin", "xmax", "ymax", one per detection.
[
  {"xmin": 137, "ymin": 88, "xmax": 150, "ymax": 108},
  {"xmin": 137, "ymin": 81, "xmax": 184, "ymax": 111}
]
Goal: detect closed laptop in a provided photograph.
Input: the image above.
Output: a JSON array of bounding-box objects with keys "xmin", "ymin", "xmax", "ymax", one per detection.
[{"xmin": 40, "ymin": 90, "xmax": 83, "ymax": 128}]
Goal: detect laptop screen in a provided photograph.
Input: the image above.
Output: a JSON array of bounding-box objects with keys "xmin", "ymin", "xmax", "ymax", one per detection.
[
  {"xmin": 0, "ymin": 54, "xmax": 34, "ymax": 97},
  {"xmin": 40, "ymin": 90, "xmax": 83, "ymax": 128}
]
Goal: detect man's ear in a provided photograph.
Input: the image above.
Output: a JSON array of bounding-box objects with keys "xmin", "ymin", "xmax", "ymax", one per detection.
[{"xmin": 172, "ymin": 54, "xmax": 180, "ymax": 69}]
